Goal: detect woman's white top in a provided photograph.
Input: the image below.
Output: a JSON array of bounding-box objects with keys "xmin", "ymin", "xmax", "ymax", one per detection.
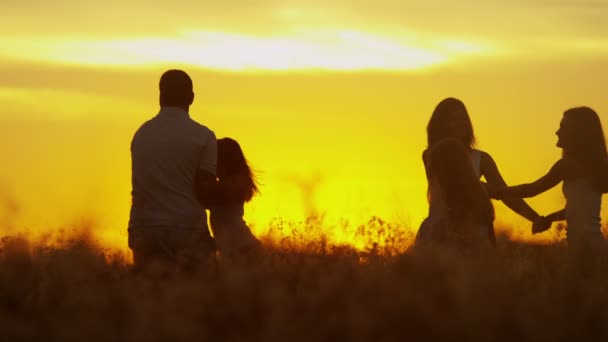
[{"xmin": 562, "ymin": 178, "xmax": 604, "ymax": 247}]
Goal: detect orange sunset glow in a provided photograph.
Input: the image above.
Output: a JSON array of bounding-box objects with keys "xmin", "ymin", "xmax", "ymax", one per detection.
[{"xmin": 1, "ymin": 0, "xmax": 607, "ymax": 251}]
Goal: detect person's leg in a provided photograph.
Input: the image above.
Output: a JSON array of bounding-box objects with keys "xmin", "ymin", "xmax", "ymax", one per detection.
[
  {"xmin": 129, "ymin": 227, "xmax": 177, "ymax": 273},
  {"xmin": 128, "ymin": 228, "xmax": 151, "ymax": 272},
  {"xmin": 174, "ymin": 229, "xmax": 216, "ymax": 274},
  {"xmin": 415, "ymin": 218, "xmax": 433, "ymax": 245}
]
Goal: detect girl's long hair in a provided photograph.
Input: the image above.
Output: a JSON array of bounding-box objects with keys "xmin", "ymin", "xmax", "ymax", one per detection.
[
  {"xmin": 562, "ymin": 107, "xmax": 608, "ymax": 192},
  {"xmin": 427, "ymin": 97, "xmax": 476, "ymax": 149},
  {"xmin": 217, "ymin": 138, "xmax": 259, "ymax": 202},
  {"xmin": 428, "ymin": 139, "xmax": 494, "ymax": 236}
]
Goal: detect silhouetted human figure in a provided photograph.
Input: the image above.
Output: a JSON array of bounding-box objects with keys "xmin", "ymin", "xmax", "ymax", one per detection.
[
  {"xmin": 128, "ymin": 69, "xmax": 217, "ymax": 271},
  {"xmin": 495, "ymin": 107, "xmax": 608, "ymax": 251},
  {"xmin": 207, "ymin": 138, "xmax": 261, "ymax": 256},
  {"xmin": 417, "ymin": 138, "xmax": 495, "ymax": 246},
  {"xmin": 416, "ymin": 98, "xmax": 541, "ymax": 245}
]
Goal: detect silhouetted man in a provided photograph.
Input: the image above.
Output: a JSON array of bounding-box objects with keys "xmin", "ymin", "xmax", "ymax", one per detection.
[{"xmin": 128, "ymin": 70, "xmax": 216, "ymax": 271}]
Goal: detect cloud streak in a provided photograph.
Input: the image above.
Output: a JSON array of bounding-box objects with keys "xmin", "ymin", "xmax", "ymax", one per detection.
[
  {"xmin": 0, "ymin": 1, "xmax": 606, "ymax": 70},
  {"xmin": 0, "ymin": 30, "xmax": 498, "ymax": 71}
]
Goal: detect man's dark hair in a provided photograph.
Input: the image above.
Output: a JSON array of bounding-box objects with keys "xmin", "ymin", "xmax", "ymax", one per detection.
[{"xmin": 159, "ymin": 69, "xmax": 194, "ymax": 107}]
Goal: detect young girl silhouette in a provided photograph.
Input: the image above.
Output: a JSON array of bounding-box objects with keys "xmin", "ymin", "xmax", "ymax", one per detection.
[
  {"xmin": 418, "ymin": 138, "xmax": 496, "ymax": 246},
  {"xmin": 496, "ymin": 107, "xmax": 608, "ymax": 250},
  {"xmin": 417, "ymin": 98, "xmax": 540, "ymax": 245},
  {"xmin": 208, "ymin": 138, "xmax": 261, "ymax": 255}
]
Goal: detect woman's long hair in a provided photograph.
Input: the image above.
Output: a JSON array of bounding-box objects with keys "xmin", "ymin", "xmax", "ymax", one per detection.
[
  {"xmin": 427, "ymin": 97, "xmax": 476, "ymax": 149},
  {"xmin": 562, "ymin": 107, "xmax": 608, "ymax": 192},
  {"xmin": 217, "ymin": 138, "xmax": 259, "ymax": 202},
  {"xmin": 428, "ymin": 139, "xmax": 494, "ymax": 238}
]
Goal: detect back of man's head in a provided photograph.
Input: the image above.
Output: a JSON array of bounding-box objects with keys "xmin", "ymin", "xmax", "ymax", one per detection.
[{"xmin": 159, "ymin": 70, "xmax": 194, "ymax": 108}]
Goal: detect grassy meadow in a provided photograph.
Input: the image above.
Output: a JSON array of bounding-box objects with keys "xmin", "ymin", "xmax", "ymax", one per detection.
[{"xmin": 1, "ymin": 221, "xmax": 608, "ymax": 341}]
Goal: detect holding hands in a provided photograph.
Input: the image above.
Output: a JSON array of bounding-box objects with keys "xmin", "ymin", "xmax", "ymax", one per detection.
[
  {"xmin": 484, "ymin": 182, "xmax": 553, "ymax": 234},
  {"xmin": 532, "ymin": 216, "xmax": 552, "ymax": 234}
]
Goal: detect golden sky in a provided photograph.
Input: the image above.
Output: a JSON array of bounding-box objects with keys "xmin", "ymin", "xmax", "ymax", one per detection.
[{"xmin": 1, "ymin": 0, "xmax": 607, "ymax": 249}]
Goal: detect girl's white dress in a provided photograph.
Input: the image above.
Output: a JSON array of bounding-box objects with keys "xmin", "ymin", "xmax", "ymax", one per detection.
[
  {"xmin": 210, "ymin": 203, "xmax": 260, "ymax": 254},
  {"xmin": 416, "ymin": 150, "xmax": 493, "ymax": 245}
]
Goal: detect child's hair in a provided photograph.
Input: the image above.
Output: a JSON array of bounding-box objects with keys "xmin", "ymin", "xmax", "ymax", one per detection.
[
  {"xmin": 428, "ymin": 138, "xmax": 494, "ymax": 238},
  {"xmin": 427, "ymin": 97, "xmax": 476, "ymax": 149},
  {"xmin": 217, "ymin": 138, "xmax": 259, "ymax": 202},
  {"xmin": 562, "ymin": 107, "xmax": 608, "ymax": 192}
]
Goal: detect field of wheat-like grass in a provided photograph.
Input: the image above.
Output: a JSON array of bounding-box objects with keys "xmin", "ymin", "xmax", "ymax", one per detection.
[{"xmin": 1, "ymin": 224, "xmax": 607, "ymax": 341}]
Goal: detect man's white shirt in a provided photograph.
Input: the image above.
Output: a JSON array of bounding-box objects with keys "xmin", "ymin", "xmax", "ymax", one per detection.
[{"xmin": 129, "ymin": 106, "xmax": 216, "ymax": 230}]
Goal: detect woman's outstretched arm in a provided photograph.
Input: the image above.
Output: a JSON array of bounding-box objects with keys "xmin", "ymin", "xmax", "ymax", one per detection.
[
  {"xmin": 500, "ymin": 159, "xmax": 565, "ymax": 198},
  {"xmin": 545, "ymin": 208, "xmax": 566, "ymax": 222},
  {"xmin": 480, "ymin": 152, "xmax": 541, "ymax": 222}
]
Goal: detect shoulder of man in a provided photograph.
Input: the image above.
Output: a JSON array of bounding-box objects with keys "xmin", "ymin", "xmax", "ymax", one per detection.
[
  {"xmin": 188, "ymin": 116, "xmax": 214, "ymax": 134},
  {"xmin": 136, "ymin": 118, "xmax": 154, "ymax": 130},
  {"xmin": 422, "ymin": 149, "xmax": 430, "ymax": 161},
  {"xmin": 194, "ymin": 122, "xmax": 216, "ymax": 142},
  {"xmin": 131, "ymin": 119, "xmax": 155, "ymax": 143}
]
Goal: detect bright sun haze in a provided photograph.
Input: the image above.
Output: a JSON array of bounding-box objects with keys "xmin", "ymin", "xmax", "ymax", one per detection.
[{"xmin": 1, "ymin": 0, "xmax": 607, "ymax": 249}]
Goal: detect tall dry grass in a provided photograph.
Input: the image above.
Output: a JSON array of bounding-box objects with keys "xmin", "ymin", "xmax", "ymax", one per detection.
[{"xmin": 1, "ymin": 224, "xmax": 607, "ymax": 341}]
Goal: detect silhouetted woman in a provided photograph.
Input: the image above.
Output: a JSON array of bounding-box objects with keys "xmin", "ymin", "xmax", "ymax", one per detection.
[
  {"xmin": 207, "ymin": 138, "xmax": 261, "ymax": 255},
  {"xmin": 496, "ymin": 107, "xmax": 608, "ymax": 250},
  {"xmin": 418, "ymin": 138, "xmax": 495, "ymax": 246},
  {"xmin": 416, "ymin": 98, "xmax": 540, "ymax": 245}
]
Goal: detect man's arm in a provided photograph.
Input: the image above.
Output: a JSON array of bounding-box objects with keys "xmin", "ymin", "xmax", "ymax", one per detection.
[
  {"xmin": 196, "ymin": 129, "xmax": 217, "ymax": 206},
  {"xmin": 422, "ymin": 149, "xmax": 430, "ymax": 180},
  {"xmin": 196, "ymin": 170, "xmax": 218, "ymax": 206},
  {"xmin": 422, "ymin": 149, "xmax": 433, "ymax": 202}
]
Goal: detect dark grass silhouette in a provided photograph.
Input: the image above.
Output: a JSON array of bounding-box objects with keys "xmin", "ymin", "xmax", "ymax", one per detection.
[{"xmin": 1, "ymin": 224, "xmax": 608, "ymax": 341}]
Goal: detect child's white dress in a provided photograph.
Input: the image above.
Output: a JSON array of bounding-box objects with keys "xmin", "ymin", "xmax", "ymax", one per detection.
[
  {"xmin": 416, "ymin": 150, "xmax": 493, "ymax": 245},
  {"xmin": 210, "ymin": 203, "xmax": 260, "ymax": 254}
]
